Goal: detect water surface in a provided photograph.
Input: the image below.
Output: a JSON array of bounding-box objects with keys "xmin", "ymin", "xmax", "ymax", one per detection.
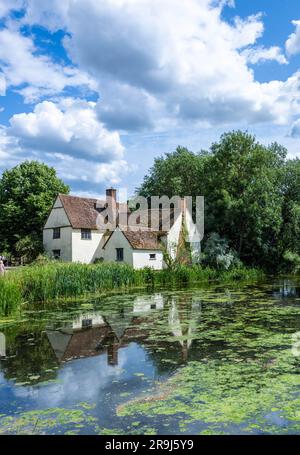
[{"xmin": 0, "ymin": 278, "xmax": 300, "ymax": 435}]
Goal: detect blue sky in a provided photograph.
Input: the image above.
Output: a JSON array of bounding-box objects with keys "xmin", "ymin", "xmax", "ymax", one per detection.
[{"xmin": 0, "ymin": 0, "xmax": 300, "ymax": 198}]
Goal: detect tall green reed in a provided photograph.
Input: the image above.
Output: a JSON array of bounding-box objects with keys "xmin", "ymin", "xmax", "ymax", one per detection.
[{"xmin": 0, "ymin": 262, "xmax": 264, "ymax": 316}]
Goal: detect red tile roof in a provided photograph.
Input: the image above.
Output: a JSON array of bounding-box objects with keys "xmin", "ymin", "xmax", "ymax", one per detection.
[
  {"xmin": 59, "ymin": 194, "xmax": 128, "ymax": 230},
  {"xmin": 123, "ymin": 230, "xmax": 166, "ymax": 250}
]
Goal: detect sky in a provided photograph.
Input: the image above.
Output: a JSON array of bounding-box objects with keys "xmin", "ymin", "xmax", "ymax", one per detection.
[{"xmin": 0, "ymin": 0, "xmax": 300, "ymax": 198}]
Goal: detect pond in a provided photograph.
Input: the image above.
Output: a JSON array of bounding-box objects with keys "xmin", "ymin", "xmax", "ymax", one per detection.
[{"xmin": 0, "ymin": 278, "xmax": 300, "ymax": 435}]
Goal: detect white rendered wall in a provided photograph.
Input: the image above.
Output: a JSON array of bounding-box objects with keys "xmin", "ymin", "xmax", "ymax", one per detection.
[
  {"xmin": 103, "ymin": 229, "xmax": 133, "ymax": 266},
  {"xmin": 44, "ymin": 196, "xmax": 70, "ymax": 228},
  {"xmin": 166, "ymin": 212, "xmax": 183, "ymax": 259},
  {"xmin": 184, "ymin": 207, "xmax": 202, "ymax": 263},
  {"xmin": 132, "ymin": 250, "xmax": 164, "ymax": 270},
  {"xmin": 72, "ymin": 229, "xmax": 104, "ymax": 264},
  {"xmin": 43, "ymin": 226, "xmax": 73, "ymax": 261},
  {"xmin": 43, "ymin": 196, "xmax": 73, "ymax": 261}
]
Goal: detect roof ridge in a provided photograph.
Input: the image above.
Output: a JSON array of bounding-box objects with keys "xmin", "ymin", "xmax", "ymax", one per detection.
[{"xmin": 59, "ymin": 193, "xmax": 105, "ymax": 202}]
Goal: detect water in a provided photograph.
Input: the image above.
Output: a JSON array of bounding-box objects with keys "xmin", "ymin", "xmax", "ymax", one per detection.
[{"xmin": 0, "ymin": 278, "xmax": 300, "ymax": 435}]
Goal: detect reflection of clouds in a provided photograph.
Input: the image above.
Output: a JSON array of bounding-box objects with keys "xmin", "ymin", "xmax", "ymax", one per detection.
[
  {"xmin": 14, "ymin": 349, "xmax": 127, "ymax": 406},
  {"xmin": 12, "ymin": 344, "xmax": 148, "ymax": 409}
]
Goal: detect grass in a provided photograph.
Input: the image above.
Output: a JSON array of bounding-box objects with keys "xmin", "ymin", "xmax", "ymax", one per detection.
[{"xmin": 0, "ymin": 262, "xmax": 265, "ymax": 316}]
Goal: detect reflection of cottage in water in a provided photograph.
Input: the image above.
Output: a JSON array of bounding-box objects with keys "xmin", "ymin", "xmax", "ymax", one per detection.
[
  {"xmin": 46, "ymin": 297, "xmax": 162, "ymax": 367},
  {"xmin": 0, "ymin": 293, "xmax": 203, "ymax": 386},
  {"xmin": 46, "ymin": 293, "xmax": 199, "ymax": 368},
  {"xmin": 133, "ymin": 294, "xmax": 164, "ymax": 313}
]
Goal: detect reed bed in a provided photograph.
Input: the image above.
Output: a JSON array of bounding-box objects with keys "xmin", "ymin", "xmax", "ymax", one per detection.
[{"xmin": 0, "ymin": 262, "xmax": 264, "ymax": 316}]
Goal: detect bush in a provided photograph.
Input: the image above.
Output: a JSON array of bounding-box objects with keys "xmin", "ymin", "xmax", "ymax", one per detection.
[{"xmin": 202, "ymin": 233, "xmax": 241, "ymax": 270}]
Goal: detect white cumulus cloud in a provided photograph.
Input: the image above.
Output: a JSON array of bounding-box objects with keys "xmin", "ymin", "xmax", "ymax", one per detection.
[
  {"xmin": 290, "ymin": 118, "xmax": 300, "ymax": 137},
  {"xmin": 0, "ymin": 26, "xmax": 96, "ymax": 102},
  {"xmin": 0, "ymin": 0, "xmax": 23, "ymax": 18},
  {"xmin": 0, "ymin": 72, "xmax": 6, "ymax": 96},
  {"xmin": 242, "ymin": 46, "xmax": 288, "ymax": 65},
  {"xmin": 0, "ymin": 99, "xmax": 130, "ymax": 190},
  {"xmin": 56, "ymin": 0, "xmax": 295, "ymax": 128},
  {"xmin": 9, "ymin": 99, "xmax": 125, "ymax": 161},
  {"xmin": 0, "ymin": 0, "xmax": 295, "ymax": 130},
  {"xmin": 286, "ymin": 20, "xmax": 300, "ymax": 56}
]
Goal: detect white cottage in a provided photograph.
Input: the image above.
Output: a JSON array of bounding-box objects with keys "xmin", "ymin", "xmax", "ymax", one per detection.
[{"xmin": 43, "ymin": 189, "xmax": 201, "ymax": 269}]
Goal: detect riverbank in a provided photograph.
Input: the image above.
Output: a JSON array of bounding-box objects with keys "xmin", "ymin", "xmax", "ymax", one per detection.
[{"xmin": 0, "ymin": 262, "xmax": 265, "ymax": 316}]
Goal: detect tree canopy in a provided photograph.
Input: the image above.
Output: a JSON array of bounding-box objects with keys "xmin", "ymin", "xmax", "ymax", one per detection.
[
  {"xmin": 0, "ymin": 161, "xmax": 69, "ymax": 255},
  {"xmin": 138, "ymin": 131, "xmax": 299, "ymax": 271}
]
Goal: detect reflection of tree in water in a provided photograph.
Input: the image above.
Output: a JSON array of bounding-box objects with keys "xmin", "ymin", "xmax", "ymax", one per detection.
[{"xmin": 0, "ymin": 328, "xmax": 58, "ymax": 385}]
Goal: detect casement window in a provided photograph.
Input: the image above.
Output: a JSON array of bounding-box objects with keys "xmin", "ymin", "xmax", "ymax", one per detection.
[
  {"xmin": 149, "ymin": 253, "xmax": 156, "ymax": 261},
  {"xmin": 116, "ymin": 248, "xmax": 124, "ymax": 262},
  {"xmin": 81, "ymin": 229, "xmax": 92, "ymax": 240},
  {"xmin": 52, "ymin": 250, "xmax": 61, "ymax": 259},
  {"xmin": 53, "ymin": 227, "xmax": 61, "ymax": 239}
]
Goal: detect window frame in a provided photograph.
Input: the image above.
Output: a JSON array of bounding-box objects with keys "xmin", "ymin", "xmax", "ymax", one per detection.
[
  {"xmin": 82, "ymin": 319, "xmax": 93, "ymax": 329},
  {"xmin": 52, "ymin": 249, "xmax": 61, "ymax": 259},
  {"xmin": 116, "ymin": 248, "xmax": 124, "ymax": 262},
  {"xmin": 53, "ymin": 227, "xmax": 61, "ymax": 239},
  {"xmin": 81, "ymin": 229, "xmax": 92, "ymax": 240},
  {"xmin": 149, "ymin": 253, "xmax": 156, "ymax": 261}
]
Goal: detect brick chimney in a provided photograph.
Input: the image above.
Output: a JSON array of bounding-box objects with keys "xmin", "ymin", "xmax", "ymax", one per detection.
[{"xmin": 106, "ymin": 188, "xmax": 117, "ymax": 206}]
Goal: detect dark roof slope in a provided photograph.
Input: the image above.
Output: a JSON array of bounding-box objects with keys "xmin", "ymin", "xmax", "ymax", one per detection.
[
  {"xmin": 59, "ymin": 194, "xmax": 128, "ymax": 230},
  {"xmin": 123, "ymin": 230, "xmax": 166, "ymax": 250}
]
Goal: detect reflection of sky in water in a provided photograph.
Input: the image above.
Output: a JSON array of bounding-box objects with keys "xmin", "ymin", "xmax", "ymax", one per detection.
[{"xmin": 1, "ymin": 343, "xmax": 159, "ymax": 422}]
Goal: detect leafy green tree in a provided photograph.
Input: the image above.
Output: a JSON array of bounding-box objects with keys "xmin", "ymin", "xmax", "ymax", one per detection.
[
  {"xmin": 138, "ymin": 146, "xmax": 210, "ymax": 198},
  {"xmin": 203, "ymin": 131, "xmax": 286, "ymax": 268},
  {"xmin": 138, "ymin": 131, "xmax": 293, "ymax": 270},
  {"xmin": 280, "ymin": 159, "xmax": 300, "ymax": 257},
  {"xmin": 15, "ymin": 234, "xmax": 44, "ymax": 263},
  {"xmin": 0, "ymin": 161, "xmax": 69, "ymax": 255}
]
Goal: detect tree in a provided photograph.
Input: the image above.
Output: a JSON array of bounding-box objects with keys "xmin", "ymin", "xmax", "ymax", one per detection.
[
  {"xmin": 202, "ymin": 131, "xmax": 286, "ymax": 268},
  {"xmin": 138, "ymin": 131, "xmax": 291, "ymax": 271},
  {"xmin": 15, "ymin": 234, "xmax": 44, "ymax": 263},
  {"xmin": 0, "ymin": 161, "xmax": 69, "ymax": 256},
  {"xmin": 138, "ymin": 146, "xmax": 209, "ymax": 198},
  {"xmin": 280, "ymin": 159, "xmax": 300, "ymax": 257}
]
